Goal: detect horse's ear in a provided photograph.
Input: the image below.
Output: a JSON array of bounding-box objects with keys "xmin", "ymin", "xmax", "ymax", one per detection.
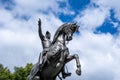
[
  {"xmin": 73, "ymin": 22, "xmax": 77, "ymax": 25},
  {"xmin": 76, "ymin": 26, "xmax": 79, "ymax": 32},
  {"xmin": 73, "ymin": 22, "xmax": 80, "ymax": 32}
]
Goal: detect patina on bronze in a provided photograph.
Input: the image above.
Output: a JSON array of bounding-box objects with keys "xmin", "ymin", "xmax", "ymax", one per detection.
[{"xmin": 27, "ymin": 19, "xmax": 81, "ymax": 80}]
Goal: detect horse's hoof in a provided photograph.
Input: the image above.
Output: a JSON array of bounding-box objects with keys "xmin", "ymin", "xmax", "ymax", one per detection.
[{"xmin": 76, "ymin": 68, "xmax": 81, "ymax": 76}]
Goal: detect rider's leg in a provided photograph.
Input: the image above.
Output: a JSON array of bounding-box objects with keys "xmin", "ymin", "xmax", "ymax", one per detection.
[
  {"xmin": 39, "ymin": 52, "xmax": 45, "ymax": 71},
  {"xmin": 39, "ymin": 53, "xmax": 43, "ymax": 65},
  {"xmin": 39, "ymin": 51, "xmax": 50, "ymax": 70}
]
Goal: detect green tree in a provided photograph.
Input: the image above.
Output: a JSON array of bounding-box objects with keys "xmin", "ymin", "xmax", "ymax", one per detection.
[
  {"xmin": 0, "ymin": 64, "xmax": 12, "ymax": 80},
  {"xmin": 12, "ymin": 63, "xmax": 33, "ymax": 80},
  {"xmin": 24, "ymin": 63, "xmax": 33, "ymax": 77},
  {"xmin": 0, "ymin": 63, "xmax": 33, "ymax": 80}
]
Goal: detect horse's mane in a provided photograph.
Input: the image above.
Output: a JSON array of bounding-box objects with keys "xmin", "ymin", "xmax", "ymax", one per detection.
[{"xmin": 52, "ymin": 23, "xmax": 68, "ymax": 44}]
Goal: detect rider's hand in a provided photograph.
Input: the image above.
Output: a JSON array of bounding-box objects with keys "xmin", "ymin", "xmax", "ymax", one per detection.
[{"xmin": 38, "ymin": 18, "xmax": 41, "ymax": 26}]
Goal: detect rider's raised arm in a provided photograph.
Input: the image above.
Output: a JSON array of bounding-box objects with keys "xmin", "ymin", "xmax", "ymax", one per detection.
[{"xmin": 38, "ymin": 18, "xmax": 44, "ymax": 41}]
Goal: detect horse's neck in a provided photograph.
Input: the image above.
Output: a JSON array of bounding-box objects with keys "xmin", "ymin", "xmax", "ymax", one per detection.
[{"xmin": 56, "ymin": 34, "xmax": 65, "ymax": 45}]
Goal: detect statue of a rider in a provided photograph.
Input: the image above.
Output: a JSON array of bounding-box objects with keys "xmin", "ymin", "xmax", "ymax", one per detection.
[
  {"xmin": 27, "ymin": 20, "xmax": 81, "ymax": 80},
  {"xmin": 38, "ymin": 19, "xmax": 71, "ymax": 79}
]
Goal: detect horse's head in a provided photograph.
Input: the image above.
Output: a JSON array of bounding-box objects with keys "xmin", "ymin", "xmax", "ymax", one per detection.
[
  {"xmin": 52, "ymin": 23, "xmax": 79, "ymax": 44},
  {"xmin": 63, "ymin": 23, "xmax": 79, "ymax": 41}
]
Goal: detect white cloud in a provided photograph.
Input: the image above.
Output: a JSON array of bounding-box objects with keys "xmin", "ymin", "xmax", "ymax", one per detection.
[
  {"xmin": 75, "ymin": 5, "xmax": 110, "ymax": 31},
  {"xmin": 72, "ymin": 0, "xmax": 120, "ymax": 79},
  {"xmin": 67, "ymin": 30, "xmax": 120, "ymax": 80},
  {"xmin": 92, "ymin": 0, "xmax": 120, "ymax": 20},
  {"xmin": 75, "ymin": 0, "xmax": 120, "ymax": 33},
  {"xmin": 14, "ymin": 0, "xmax": 58, "ymax": 15},
  {"xmin": 12, "ymin": 0, "xmax": 74, "ymax": 17},
  {"xmin": 0, "ymin": 0, "xmax": 63, "ymax": 71}
]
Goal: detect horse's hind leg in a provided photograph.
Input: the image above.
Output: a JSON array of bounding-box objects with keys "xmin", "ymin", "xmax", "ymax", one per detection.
[{"xmin": 65, "ymin": 54, "xmax": 81, "ymax": 75}]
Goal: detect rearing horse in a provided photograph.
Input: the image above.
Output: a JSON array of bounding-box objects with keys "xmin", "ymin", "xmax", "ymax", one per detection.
[{"xmin": 28, "ymin": 23, "xmax": 81, "ymax": 80}]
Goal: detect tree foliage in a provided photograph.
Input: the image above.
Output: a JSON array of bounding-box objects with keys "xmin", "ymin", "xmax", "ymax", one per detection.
[{"xmin": 0, "ymin": 63, "xmax": 33, "ymax": 80}]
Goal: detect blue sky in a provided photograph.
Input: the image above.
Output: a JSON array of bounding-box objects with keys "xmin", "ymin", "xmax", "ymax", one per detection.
[{"xmin": 0, "ymin": 0, "xmax": 120, "ymax": 80}]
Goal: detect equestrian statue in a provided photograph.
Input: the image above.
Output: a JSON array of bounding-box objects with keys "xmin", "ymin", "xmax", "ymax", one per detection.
[{"xmin": 27, "ymin": 19, "xmax": 81, "ymax": 80}]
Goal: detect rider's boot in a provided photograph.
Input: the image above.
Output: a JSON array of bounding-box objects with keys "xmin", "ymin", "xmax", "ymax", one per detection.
[
  {"xmin": 61, "ymin": 67, "xmax": 71, "ymax": 79},
  {"xmin": 62, "ymin": 72, "xmax": 71, "ymax": 79},
  {"xmin": 34, "ymin": 76, "xmax": 40, "ymax": 80}
]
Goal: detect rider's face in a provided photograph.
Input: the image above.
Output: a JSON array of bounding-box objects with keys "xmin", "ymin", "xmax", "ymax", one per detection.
[{"xmin": 45, "ymin": 31, "xmax": 51, "ymax": 39}]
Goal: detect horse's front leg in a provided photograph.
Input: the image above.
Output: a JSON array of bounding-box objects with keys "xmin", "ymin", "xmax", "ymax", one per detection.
[{"xmin": 65, "ymin": 54, "xmax": 81, "ymax": 75}]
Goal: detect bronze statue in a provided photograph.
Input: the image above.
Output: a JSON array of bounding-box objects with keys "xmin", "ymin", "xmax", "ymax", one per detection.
[
  {"xmin": 38, "ymin": 19, "xmax": 71, "ymax": 78},
  {"xmin": 27, "ymin": 19, "xmax": 81, "ymax": 80}
]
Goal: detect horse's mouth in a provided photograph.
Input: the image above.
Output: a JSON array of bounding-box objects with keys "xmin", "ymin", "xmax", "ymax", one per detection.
[{"xmin": 66, "ymin": 37, "xmax": 72, "ymax": 41}]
